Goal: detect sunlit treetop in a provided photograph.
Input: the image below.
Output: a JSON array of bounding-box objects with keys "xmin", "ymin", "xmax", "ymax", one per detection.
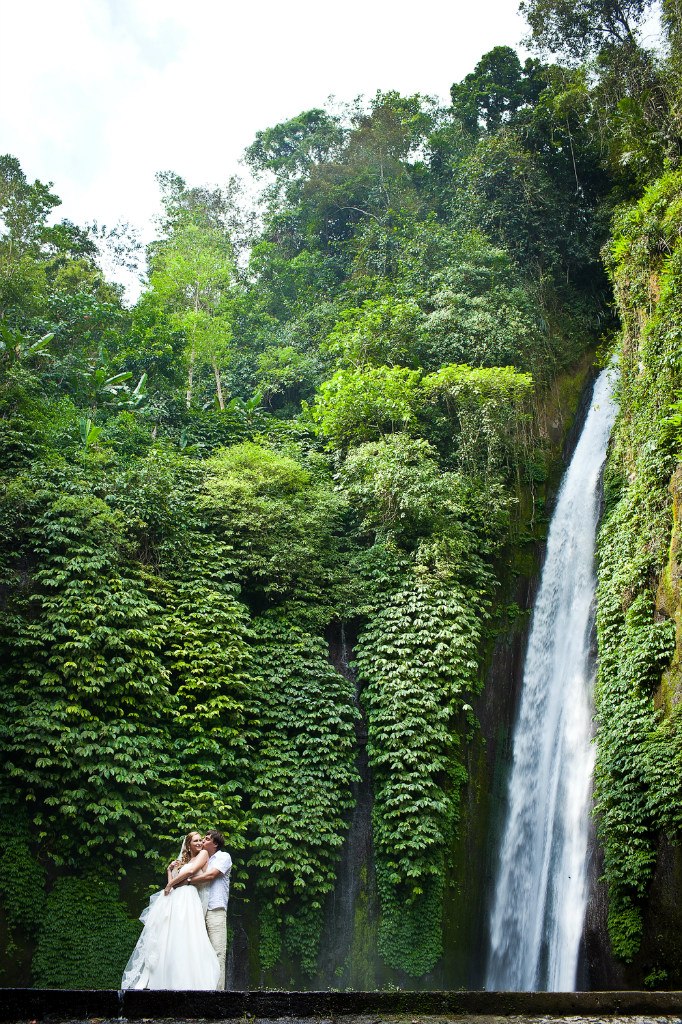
[{"xmin": 519, "ymin": 0, "xmax": 658, "ymax": 60}]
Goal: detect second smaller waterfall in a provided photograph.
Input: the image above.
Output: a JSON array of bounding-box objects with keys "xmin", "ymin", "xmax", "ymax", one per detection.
[{"xmin": 485, "ymin": 368, "xmax": 618, "ymax": 991}]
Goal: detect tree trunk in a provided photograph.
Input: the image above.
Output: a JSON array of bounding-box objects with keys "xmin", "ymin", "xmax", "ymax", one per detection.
[
  {"xmin": 186, "ymin": 349, "xmax": 195, "ymax": 409},
  {"xmin": 212, "ymin": 353, "xmax": 225, "ymax": 410},
  {"xmin": 186, "ymin": 289, "xmax": 200, "ymax": 410}
]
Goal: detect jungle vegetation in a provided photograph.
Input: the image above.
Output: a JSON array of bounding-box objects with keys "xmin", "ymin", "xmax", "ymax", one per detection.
[{"xmin": 1, "ymin": 0, "xmax": 681, "ymax": 988}]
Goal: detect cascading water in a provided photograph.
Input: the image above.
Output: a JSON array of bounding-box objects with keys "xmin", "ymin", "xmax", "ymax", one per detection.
[{"xmin": 485, "ymin": 367, "xmax": 618, "ymax": 992}]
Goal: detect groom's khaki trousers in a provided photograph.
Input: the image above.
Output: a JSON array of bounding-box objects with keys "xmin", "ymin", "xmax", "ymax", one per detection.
[{"xmin": 206, "ymin": 908, "xmax": 227, "ymax": 990}]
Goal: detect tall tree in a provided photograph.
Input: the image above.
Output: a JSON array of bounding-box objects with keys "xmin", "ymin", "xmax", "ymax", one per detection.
[
  {"xmin": 0, "ymin": 156, "xmax": 101, "ymax": 320},
  {"xmin": 519, "ymin": 0, "xmax": 657, "ymax": 59},
  {"xmin": 450, "ymin": 46, "xmax": 545, "ymax": 133},
  {"xmin": 148, "ymin": 177, "xmax": 237, "ymax": 409}
]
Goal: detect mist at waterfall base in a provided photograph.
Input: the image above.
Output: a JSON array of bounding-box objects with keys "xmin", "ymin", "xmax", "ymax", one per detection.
[{"xmin": 485, "ymin": 368, "xmax": 618, "ymax": 992}]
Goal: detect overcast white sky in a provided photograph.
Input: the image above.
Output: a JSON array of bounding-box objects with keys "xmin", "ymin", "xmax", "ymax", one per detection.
[{"xmin": 0, "ymin": 0, "xmax": 533, "ymax": 237}]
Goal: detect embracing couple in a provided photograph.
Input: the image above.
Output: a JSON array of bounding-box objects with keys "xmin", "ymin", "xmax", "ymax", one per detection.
[{"xmin": 122, "ymin": 830, "xmax": 232, "ymax": 991}]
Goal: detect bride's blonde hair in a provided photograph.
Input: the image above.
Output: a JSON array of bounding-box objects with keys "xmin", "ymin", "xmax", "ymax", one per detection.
[{"xmin": 179, "ymin": 831, "xmax": 201, "ymax": 865}]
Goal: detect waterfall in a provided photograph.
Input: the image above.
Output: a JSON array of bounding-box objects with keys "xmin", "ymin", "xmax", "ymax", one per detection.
[{"xmin": 485, "ymin": 367, "xmax": 618, "ymax": 992}]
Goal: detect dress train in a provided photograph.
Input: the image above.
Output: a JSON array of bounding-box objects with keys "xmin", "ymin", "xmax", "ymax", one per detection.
[{"xmin": 121, "ymin": 885, "xmax": 219, "ymax": 990}]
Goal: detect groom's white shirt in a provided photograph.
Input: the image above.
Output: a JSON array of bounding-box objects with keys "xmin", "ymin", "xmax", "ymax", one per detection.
[{"xmin": 206, "ymin": 850, "xmax": 232, "ymax": 910}]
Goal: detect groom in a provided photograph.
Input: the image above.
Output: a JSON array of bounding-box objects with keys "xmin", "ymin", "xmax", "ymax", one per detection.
[{"xmin": 188, "ymin": 830, "xmax": 232, "ymax": 990}]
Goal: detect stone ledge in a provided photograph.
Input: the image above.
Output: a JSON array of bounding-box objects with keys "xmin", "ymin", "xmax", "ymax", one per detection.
[{"xmin": 0, "ymin": 989, "xmax": 682, "ymax": 1020}]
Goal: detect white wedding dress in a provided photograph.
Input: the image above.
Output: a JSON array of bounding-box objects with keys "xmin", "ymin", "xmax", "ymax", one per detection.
[{"xmin": 121, "ymin": 883, "xmax": 220, "ymax": 990}]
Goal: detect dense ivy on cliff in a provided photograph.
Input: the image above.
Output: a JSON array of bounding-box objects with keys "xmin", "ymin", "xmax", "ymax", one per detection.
[{"xmin": 595, "ymin": 166, "xmax": 682, "ymax": 977}]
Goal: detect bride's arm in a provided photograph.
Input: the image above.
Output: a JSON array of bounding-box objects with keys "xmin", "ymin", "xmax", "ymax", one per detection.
[{"xmin": 164, "ymin": 850, "xmax": 208, "ymax": 894}]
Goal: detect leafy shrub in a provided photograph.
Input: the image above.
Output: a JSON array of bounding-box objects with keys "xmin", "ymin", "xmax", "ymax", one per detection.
[{"xmin": 32, "ymin": 876, "xmax": 141, "ymax": 989}]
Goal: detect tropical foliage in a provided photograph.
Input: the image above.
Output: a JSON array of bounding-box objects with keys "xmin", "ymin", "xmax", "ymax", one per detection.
[{"xmin": 1, "ymin": 0, "xmax": 682, "ymax": 989}]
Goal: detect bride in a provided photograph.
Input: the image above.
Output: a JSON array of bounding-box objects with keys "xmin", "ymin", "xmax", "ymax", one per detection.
[{"xmin": 121, "ymin": 831, "xmax": 220, "ymax": 990}]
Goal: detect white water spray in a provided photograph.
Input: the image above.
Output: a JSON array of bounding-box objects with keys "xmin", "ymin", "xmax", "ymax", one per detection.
[{"xmin": 485, "ymin": 367, "xmax": 618, "ymax": 991}]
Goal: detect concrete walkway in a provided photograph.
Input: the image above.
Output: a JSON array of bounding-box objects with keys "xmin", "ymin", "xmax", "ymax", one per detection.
[{"xmin": 1, "ymin": 989, "xmax": 682, "ymax": 1021}]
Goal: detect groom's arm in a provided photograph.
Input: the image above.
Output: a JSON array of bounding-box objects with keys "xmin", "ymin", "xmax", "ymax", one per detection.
[
  {"xmin": 190, "ymin": 854, "xmax": 232, "ymax": 886},
  {"xmin": 189, "ymin": 867, "xmax": 220, "ymax": 886}
]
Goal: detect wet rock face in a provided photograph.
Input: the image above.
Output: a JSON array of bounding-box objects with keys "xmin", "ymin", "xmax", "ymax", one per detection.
[
  {"xmin": 320, "ymin": 620, "xmax": 381, "ymax": 990},
  {"xmin": 632, "ymin": 837, "xmax": 682, "ymax": 990},
  {"xmin": 580, "ymin": 826, "xmax": 626, "ymax": 990},
  {"xmin": 467, "ymin": 578, "xmax": 539, "ymax": 988}
]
